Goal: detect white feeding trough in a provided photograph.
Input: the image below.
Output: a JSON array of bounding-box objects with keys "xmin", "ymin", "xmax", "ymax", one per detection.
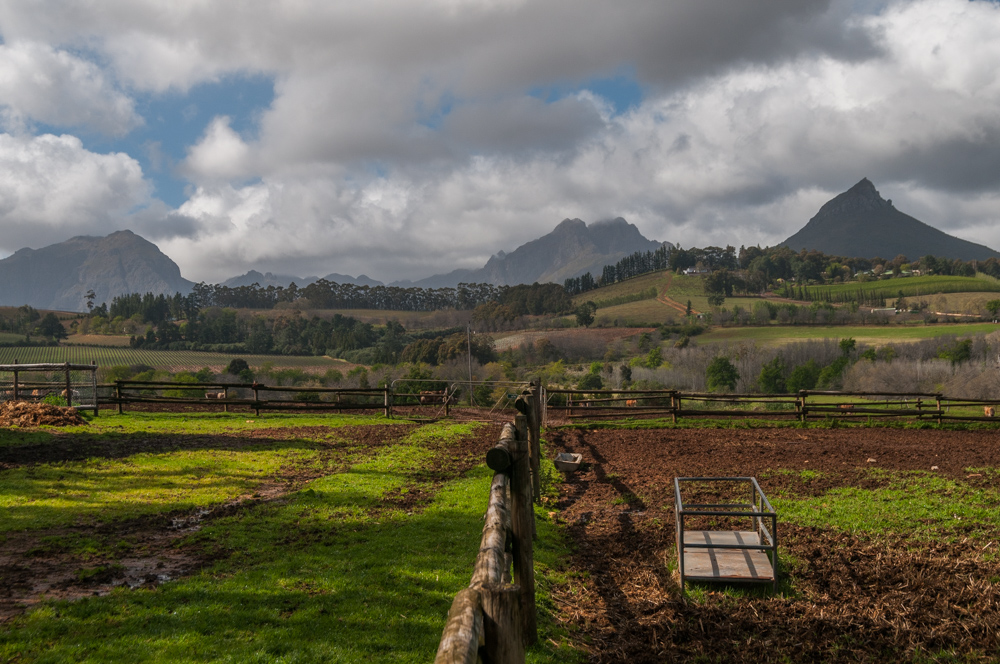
[{"xmin": 554, "ymin": 452, "xmax": 583, "ymax": 472}]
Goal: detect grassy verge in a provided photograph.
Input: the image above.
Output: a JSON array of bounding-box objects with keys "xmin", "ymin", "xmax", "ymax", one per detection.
[
  {"xmin": 697, "ymin": 321, "xmax": 1000, "ymax": 345},
  {"xmin": 772, "ymin": 468, "xmax": 1000, "ymax": 538},
  {"xmin": 0, "ymin": 419, "xmax": 579, "ymax": 663}
]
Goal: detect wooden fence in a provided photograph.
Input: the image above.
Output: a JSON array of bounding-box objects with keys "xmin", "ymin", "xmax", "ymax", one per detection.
[
  {"xmin": 435, "ymin": 383, "xmax": 542, "ymax": 664},
  {"xmin": 107, "ymin": 380, "xmax": 391, "ymax": 416},
  {"xmin": 546, "ymin": 388, "xmax": 1000, "ymax": 425},
  {"xmin": 90, "ymin": 379, "xmax": 534, "ymax": 419}
]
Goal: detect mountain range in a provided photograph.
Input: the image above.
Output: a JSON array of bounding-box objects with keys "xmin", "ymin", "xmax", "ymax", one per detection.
[
  {"xmin": 782, "ymin": 178, "xmax": 999, "ymax": 260},
  {"xmin": 3, "ymin": 181, "xmax": 996, "ymax": 312},
  {"xmin": 396, "ymin": 217, "xmax": 667, "ymax": 288},
  {"xmin": 0, "ymin": 218, "xmax": 666, "ymax": 311},
  {"xmin": 0, "ymin": 230, "xmax": 193, "ymax": 312}
]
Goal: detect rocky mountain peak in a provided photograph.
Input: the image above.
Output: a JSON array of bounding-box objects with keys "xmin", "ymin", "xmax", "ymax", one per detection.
[
  {"xmin": 782, "ymin": 178, "xmax": 999, "ymax": 260},
  {"xmin": 815, "ymin": 177, "xmax": 892, "ymax": 219}
]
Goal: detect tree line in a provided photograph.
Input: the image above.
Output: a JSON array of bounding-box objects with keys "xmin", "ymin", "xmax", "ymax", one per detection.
[
  {"xmin": 183, "ymin": 279, "xmax": 568, "ymax": 313},
  {"xmin": 565, "ymin": 240, "xmax": 1000, "ymax": 299}
]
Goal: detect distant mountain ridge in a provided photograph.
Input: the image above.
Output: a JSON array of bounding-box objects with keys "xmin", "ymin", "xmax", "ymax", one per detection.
[
  {"xmin": 782, "ymin": 178, "xmax": 999, "ymax": 261},
  {"xmin": 398, "ymin": 217, "xmax": 668, "ymax": 288},
  {"xmin": 0, "ymin": 230, "xmax": 194, "ymax": 311},
  {"xmin": 0, "ymin": 217, "xmax": 663, "ymax": 311}
]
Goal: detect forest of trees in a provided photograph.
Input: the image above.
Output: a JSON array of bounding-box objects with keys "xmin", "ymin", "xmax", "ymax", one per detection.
[
  {"xmin": 79, "ymin": 281, "xmax": 568, "ymax": 363},
  {"xmin": 178, "ymin": 279, "xmax": 569, "ymax": 313}
]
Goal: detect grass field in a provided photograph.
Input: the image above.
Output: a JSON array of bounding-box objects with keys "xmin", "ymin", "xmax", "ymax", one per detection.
[
  {"xmin": 793, "ymin": 274, "xmax": 1000, "ymax": 303},
  {"xmin": 571, "ymin": 271, "xmax": 672, "ymax": 307},
  {"xmin": 594, "ymin": 295, "xmax": 765, "ymax": 325},
  {"xmin": 0, "ymin": 414, "xmax": 575, "ymax": 663},
  {"xmin": 0, "ymin": 347, "xmax": 350, "ymax": 372},
  {"xmin": 67, "ymin": 334, "xmax": 133, "ymax": 347},
  {"xmin": 696, "ymin": 321, "xmax": 1000, "ymax": 346}
]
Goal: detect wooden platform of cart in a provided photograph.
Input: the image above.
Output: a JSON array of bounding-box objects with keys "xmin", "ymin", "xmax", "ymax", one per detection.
[{"xmin": 680, "ymin": 530, "xmax": 775, "ymax": 583}]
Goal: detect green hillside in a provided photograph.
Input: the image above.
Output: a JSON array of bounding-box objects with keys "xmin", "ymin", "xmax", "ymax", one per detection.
[
  {"xmin": 697, "ymin": 322, "xmax": 1000, "ymax": 346},
  {"xmin": 787, "ymin": 274, "xmax": 1000, "ymax": 304}
]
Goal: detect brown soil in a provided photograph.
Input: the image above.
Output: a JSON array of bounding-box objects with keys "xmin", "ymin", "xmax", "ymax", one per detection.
[
  {"xmin": 0, "ymin": 401, "xmax": 87, "ymax": 427},
  {"xmin": 548, "ymin": 427, "xmax": 1000, "ymax": 662}
]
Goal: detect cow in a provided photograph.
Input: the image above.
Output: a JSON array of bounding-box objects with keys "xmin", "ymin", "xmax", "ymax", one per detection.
[
  {"xmin": 61, "ymin": 389, "xmax": 80, "ymax": 398},
  {"xmin": 985, "ymin": 406, "xmax": 995, "ymax": 418},
  {"xmin": 839, "ymin": 404, "xmax": 854, "ymax": 410},
  {"xmin": 205, "ymin": 391, "xmax": 226, "ymax": 399},
  {"xmin": 625, "ymin": 399, "xmax": 638, "ymax": 407},
  {"xmin": 419, "ymin": 390, "xmax": 449, "ymax": 405}
]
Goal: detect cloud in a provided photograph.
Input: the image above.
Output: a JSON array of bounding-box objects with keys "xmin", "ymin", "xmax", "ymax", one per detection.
[
  {"xmin": 182, "ymin": 116, "xmax": 253, "ymax": 182},
  {"xmin": 0, "ymin": 41, "xmax": 140, "ymax": 135},
  {"xmin": 4, "ymin": 0, "xmax": 1000, "ymax": 281},
  {"xmin": 0, "ymin": 133, "xmax": 154, "ymax": 252}
]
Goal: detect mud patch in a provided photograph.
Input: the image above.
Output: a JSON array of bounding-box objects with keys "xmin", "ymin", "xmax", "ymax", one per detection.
[{"xmin": 548, "ymin": 427, "xmax": 1000, "ymax": 662}]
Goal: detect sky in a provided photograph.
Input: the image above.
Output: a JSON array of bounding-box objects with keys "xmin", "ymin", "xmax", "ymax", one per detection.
[{"xmin": 2, "ymin": 0, "xmax": 1000, "ymax": 284}]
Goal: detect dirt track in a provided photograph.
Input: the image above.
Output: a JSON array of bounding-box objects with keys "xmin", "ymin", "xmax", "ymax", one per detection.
[{"xmin": 548, "ymin": 427, "xmax": 1000, "ymax": 663}]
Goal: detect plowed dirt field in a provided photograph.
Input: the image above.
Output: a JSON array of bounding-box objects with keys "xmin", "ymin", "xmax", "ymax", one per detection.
[{"xmin": 548, "ymin": 427, "xmax": 1000, "ymax": 663}]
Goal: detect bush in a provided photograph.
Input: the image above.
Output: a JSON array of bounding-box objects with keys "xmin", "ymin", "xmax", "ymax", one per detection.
[
  {"xmin": 41, "ymin": 393, "xmax": 67, "ymax": 407},
  {"xmin": 757, "ymin": 356, "xmax": 786, "ymax": 393},
  {"xmin": 706, "ymin": 356, "xmax": 739, "ymax": 392},
  {"xmin": 787, "ymin": 360, "xmax": 821, "ymax": 392},
  {"xmin": 226, "ymin": 358, "xmax": 250, "ymax": 376},
  {"xmin": 577, "ymin": 373, "xmax": 603, "ymax": 390}
]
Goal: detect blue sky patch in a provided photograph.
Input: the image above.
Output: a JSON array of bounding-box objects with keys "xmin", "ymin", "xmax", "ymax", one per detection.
[
  {"xmin": 73, "ymin": 74, "xmax": 275, "ymax": 208},
  {"xmin": 529, "ymin": 69, "xmax": 644, "ymax": 116}
]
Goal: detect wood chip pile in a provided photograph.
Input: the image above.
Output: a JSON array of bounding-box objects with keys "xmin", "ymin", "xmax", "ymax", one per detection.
[{"xmin": 0, "ymin": 401, "xmax": 87, "ymax": 427}]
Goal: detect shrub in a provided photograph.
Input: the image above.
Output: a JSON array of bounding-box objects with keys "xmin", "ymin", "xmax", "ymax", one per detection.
[
  {"xmin": 706, "ymin": 356, "xmax": 739, "ymax": 392},
  {"xmin": 787, "ymin": 360, "xmax": 821, "ymax": 392}
]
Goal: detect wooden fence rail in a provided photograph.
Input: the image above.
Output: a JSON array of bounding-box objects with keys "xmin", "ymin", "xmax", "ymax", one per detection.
[
  {"xmin": 435, "ymin": 384, "xmax": 541, "ymax": 664},
  {"xmin": 545, "ymin": 388, "xmax": 1000, "ymax": 425}
]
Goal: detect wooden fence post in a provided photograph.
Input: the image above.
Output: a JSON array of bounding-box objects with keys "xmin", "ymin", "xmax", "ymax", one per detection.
[
  {"xmin": 12, "ymin": 359, "xmax": 18, "ymax": 401},
  {"xmin": 527, "ymin": 382, "xmax": 541, "ymax": 504},
  {"xmin": 384, "ymin": 386, "xmax": 390, "ymax": 418},
  {"xmin": 671, "ymin": 391, "xmax": 678, "ymax": 424},
  {"xmin": 91, "ymin": 361, "xmax": 98, "ymax": 417},
  {"xmin": 64, "ymin": 362, "xmax": 72, "ymax": 408},
  {"xmin": 480, "ymin": 583, "xmax": 524, "ymax": 664},
  {"xmin": 799, "ymin": 391, "xmax": 807, "ymax": 423},
  {"xmin": 223, "ymin": 386, "xmax": 229, "ymax": 413},
  {"xmin": 116, "ymin": 380, "xmax": 123, "ymax": 414},
  {"xmin": 253, "ymin": 384, "xmax": 260, "ymax": 417},
  {"xmin": 936, "ymin": 393, "xmax": 942, "ymax": 425},
  {"xmin": 511, "ymin": 416, "xmax": 537, "ymax": 646}
]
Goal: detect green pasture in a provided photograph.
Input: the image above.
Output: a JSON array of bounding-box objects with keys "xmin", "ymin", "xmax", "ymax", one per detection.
[
  {"xmin": 589, "ymin": 296, "xmax": 764, "ymax": 326},
  {"xmin": 571, "ymin": 271, "xmax": 671, "ymax": 307},
  {"xmin": 771, "ymin": 468, "xmax": 1000, "ymax": 538},
  {"xmin": 0, "ymin": 416, "xmax": 575, "ymax": 664},
  {"xmin": 695, "ymin": 322, "xmax": 1000, "ymax": 346},
  {"xmin": 798, "ymin": 274, "xmax": 1000, "ymax": 302},
  {"xmin": 0, "ymin": 346, "xmax": 346, "ymax": 372}
]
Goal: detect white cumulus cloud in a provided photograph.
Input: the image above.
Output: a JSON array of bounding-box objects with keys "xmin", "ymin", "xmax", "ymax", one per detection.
[
  {"xmin": 0, "ymin": 41, "xmax": 140, "ymax": 135},
  {"xmin": 0, "ymin": 133, "xmax": 154, "ymax": 252}
]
